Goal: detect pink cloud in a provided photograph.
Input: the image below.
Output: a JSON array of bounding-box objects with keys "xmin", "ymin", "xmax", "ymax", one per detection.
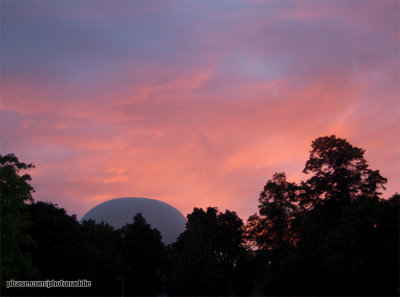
[{"xmin": 1, "ymin": 1, "xmax": 398, "ymax": 221}]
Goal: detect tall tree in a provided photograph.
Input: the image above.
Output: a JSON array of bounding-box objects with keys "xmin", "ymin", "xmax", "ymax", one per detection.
[
  {"xmin": 122, "ymin": 213, "xmax": 166, "ymax": 296},
  {"xmin": 302, "ymin": 135, "xmax": 387, "ymax": 210},
  {"xmin": 80, "ymin": 220, "xmax": 120, "ymax": 296},
  {"xmin": 295, "ymin": 136, "xmax": 393, "ymax": 295},
  {"xmin": 247, "ymin": 172, "xmax": 299, "ymax": 251},
  {"xmin": 245, "ymin": 173, "xmax": 301, "ymax": 295},
  {"xmin": 169, "ymin": 207, "xmax": 248, "ymax": 295},
  {"xmin": 23, "ymin": 201, "xmax": 90, "ymax": 296},
  {"xmin": 0, "ymin": 154, "xmax": 36, "ymax": 285},
  {"xmin": 168, "ymin": 223, "xmax": 221, "ymax": 295},
  {"xmin": 322, "ymin": 194, "xmax": 399, "ymax": 295},
  {"xmin": 246, "ymin": 136, "xmax": 396, "ymax": 295}
]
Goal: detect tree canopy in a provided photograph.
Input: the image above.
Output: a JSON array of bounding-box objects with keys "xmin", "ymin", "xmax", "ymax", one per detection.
[
  {"xmin": 0, "ymin": 154, "xmax": 36, "ymax": 285},
  {"xmin": 169, "ymin": 207, "xmax": 249, "ymax": 295},
  {"xmin": 302, "ymin": 135, "xmax": 387, "ymax": 208},
  {"xmin": 1, "ymin": 136, "xmax": 398, "ymax": 296},
  {"xmin": 246, "ymin": 136, "xmax": 398, "ymax": 295}
]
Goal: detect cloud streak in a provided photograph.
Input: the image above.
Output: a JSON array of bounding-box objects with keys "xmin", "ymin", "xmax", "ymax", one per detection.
[{"xmin": 1, "ymin": 1, "xmax": 398, "ymax": 220}]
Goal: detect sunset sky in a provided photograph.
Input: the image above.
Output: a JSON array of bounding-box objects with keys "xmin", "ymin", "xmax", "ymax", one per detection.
[{"xmin": 1, "ymin": 1, "xmax": 399, "ymax": 221}]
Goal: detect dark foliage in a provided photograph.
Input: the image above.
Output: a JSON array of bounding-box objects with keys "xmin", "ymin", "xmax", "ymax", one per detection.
[
  {"xmin": 121, "ymin": 213, "xmax": 166, "ymax": 296},
  {"xmin": 0, "ymin": 154, "xmax": 36, "ymax": 285},
  {"xmin": 1, "ymin": 136, "xmax": 398, "ymax": 296},
  {"xmin": 168, "ymin": 207, "xmax": 251, "ymax": 295},
  {"xmin": 246, "ymin": 135, "xmax": 398, "ymax": 296}
]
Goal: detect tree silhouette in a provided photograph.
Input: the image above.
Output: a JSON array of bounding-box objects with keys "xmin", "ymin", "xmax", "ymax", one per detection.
[
  {"xmin": 294, "ymin": 135, "xmax": 393, "ymax": 295},
  {"xmin": 322, "ymin": 194, "xmax": 399, "ymax": 295},
  {"xmin": 122, "ymin": 213, "xmax": 166, "ymax": 296},
  {"xmin": 246, "ymin": 136, "xmax": 398, "ymax": 295},
  {"xmin": 247, "ymin": 172, "xmax": 299, "ymax": 251},
  {"xmin": 245, "ymin": 173, "xmax": 301, "ymax": 295},
  {"xmin": 302, "ymin": 135, "xmax": 387, "ymax": 210},
  {"xmin": 1, "ymin": 140, "xmax": 397, "ymax": 296},
  {"xmin": 0, "ymin": 154, "xmax": 36, "ymax": 286},
  {"xmin": 23, "ymin": 202, "xmax": 89, "ymax": 296},
  {"xmin": 79, "ymin": 220, "xmax": 120, "ymax": 296},
  {"xmin": 169, "ymin": 207, "xmax": 249, "ymax": 295}
]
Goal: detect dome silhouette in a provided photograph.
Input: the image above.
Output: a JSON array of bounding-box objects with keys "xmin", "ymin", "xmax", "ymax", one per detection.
[{"xmin": 81, "ymin": 197, "xmax": 186, "ymax": 244}]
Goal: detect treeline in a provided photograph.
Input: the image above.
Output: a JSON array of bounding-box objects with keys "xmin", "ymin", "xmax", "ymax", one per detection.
[{"xmin": 1, "ymin": 136, "xmax": 398, "ymax": 296}]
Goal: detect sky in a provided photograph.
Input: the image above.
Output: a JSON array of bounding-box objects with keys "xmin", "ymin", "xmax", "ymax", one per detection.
[{"xmin": 1, "ymin": 0, "xmax": 399, "ymax": 221}]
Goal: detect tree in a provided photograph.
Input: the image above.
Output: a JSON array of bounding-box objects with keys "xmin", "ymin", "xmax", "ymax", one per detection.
[
  {"xmin": 294, "ymin": 136, "xmax": 394, "ymax": 295},
  {"xmin": 168, "ymin": 207, "xmax": 249, "ymax": 295},
  {"xmin": 322, "ymin": 193, "xmax": 399, "ymax": 295},
  {"xmin": 168, "ymin": 223, "xmax": 221, "ymax": 295},
  {"xmin": 245, "ymin": 173, "xmax": 301, "ymax": 295},
  {"xmin": 22, "ymin": 201, "xmax": 90, "ymax": 296},
  {"xmin": 186, "ymin": 208, "xmax": 245, "ymax": 270},
  {"xmin": 302, "ymin": 135, "xmax": 387, "ymax": 210},
  {"xmin": 247, "ymin": 172, "xmax": 299, "ymax": 251},
  {"xmin": 122, "ymin": 213, "xmax": 166, "ymax": 296},
  {"xmin": 80, "ymin": 220, "xmax": 120, "ymax": 296},
  {"xmin": 0, "ymin": 154, "xmax": 36, "ymax": 285},
  {"xmin": 246, "ymin": 136, "xmax": 397, "ymax": 295}
]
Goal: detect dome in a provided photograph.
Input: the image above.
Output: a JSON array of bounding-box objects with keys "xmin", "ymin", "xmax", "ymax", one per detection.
[{"xmin": 81, "ymin": 197, "xmax": 186, "ymax": 244}]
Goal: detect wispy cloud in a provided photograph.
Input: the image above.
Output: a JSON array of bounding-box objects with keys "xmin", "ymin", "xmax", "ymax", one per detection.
[{"xmin": 1, "ymin": 1, "xmax": 398, "ymax": 220}]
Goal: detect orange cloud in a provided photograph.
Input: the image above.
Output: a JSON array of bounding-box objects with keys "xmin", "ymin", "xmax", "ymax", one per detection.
[{"xmin": 2, "ymin": 1, "xmax": 398, "ymax": 221}]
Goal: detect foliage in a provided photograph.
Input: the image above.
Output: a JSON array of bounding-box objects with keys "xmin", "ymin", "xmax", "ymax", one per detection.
[
  {"xmin": 321, "ymin": 194, "xmax": 399, "ymax": 295},
  {"xmin": 1, "ymin": 136, "xmax": 398, "ymax": 296},
  {"xmin": 302, "ymin": 135, "xmax": 387, "ymax": 209},
  {"xmin": 121, "ymin": 213, "xmax": 166, "ymax": 296},
  {"xmin": 79, "ymin": 220, "xmax": 120, "ymax": 295},
  {"xmin": 0, "ymin": 154, "xmax": 36, "ymax": 285},
  {"xmin": 246, "ymin": 135, "xmax": 398, "ymax": 295},
  {"xmin": 168, "ymin": 207, "xmax": 250, "ymax": 295},
  {"xmin": 247, "ymin": 172, "xmax": 299, "ymax": 251}
]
